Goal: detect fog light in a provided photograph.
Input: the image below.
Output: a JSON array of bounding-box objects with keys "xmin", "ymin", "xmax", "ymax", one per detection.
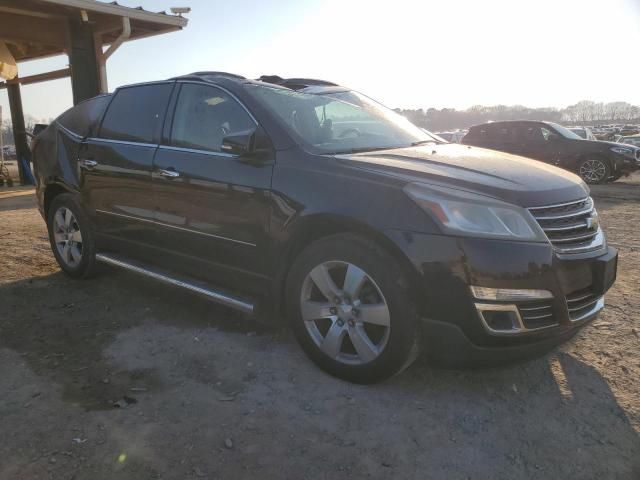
[
  {"xmin": 470, "ymin": 286, "xmax": 553, "ymax": 301},
  {"xmin": 475, "ymin": 303, "xmax": 525, "ymax": 335},
  {"xmin": 483, "ymin": 311, "xmax": 517, "ymax": 331}
]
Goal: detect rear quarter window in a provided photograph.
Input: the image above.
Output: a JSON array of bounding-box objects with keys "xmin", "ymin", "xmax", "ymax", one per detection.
[
  {"xmin": 57, "ymin": 95, "xmax": 111, "ymax": 138},
  {"xmin": 99, "ymin": 83, "xmax": 173, "ymax": 143}
]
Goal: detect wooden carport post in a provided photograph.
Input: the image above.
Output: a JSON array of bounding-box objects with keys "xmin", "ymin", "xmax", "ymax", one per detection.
[
  {"xmin": 5, "ymin": 16, "xmax": 102, "ymax": 185},
  {"xmin": 6, "ymin": 82, "xmax": 28, "ymax": 185},
  {"xmin": 67, "ymin": 17, "xmax": 101, "ymax": 104}
]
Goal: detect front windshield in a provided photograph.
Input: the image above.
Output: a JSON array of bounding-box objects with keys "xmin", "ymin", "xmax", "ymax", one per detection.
[
  {"xmin": 246, "ymin": 84, "xmax": 439, "ymax": 154},
  {"xmin": 549, "ymin": 122, "xmax": 584, "ymax": 140}
]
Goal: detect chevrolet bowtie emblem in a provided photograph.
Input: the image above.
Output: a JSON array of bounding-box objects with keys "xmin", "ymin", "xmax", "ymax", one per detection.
[{"xmin": 586, "ymin": 213, "xmax": 599, "ymax": 230}]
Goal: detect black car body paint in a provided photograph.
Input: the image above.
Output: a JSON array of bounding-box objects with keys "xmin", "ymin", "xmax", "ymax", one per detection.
[{"xmin": 31, "ymin": 73, "xmax": 618, "ymax": 366}]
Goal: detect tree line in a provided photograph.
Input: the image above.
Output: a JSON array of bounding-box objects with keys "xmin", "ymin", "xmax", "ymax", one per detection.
[
  {"xmin": 0, "ymin": 101, "xmax": 638, "ymax": 146},
  {"xmin": 396, "ymin": 101, "xmax": 640, "ymax": 132},
  {"xmin": 1, "ymin": 114, "xmax": 53, "ymax": 147}
]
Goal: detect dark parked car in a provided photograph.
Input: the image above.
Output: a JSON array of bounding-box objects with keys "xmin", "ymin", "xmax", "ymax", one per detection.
[
  {"xmin": 462, "ymin": 120, "xmax": 640, "ymax": 183},
  {"xmin": 32, "ymin": 73, "xmax": 617, "ymax": 383}
]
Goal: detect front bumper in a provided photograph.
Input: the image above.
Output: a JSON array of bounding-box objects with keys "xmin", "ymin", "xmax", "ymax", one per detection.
[
  {"xmin": 612, "ymin": 153, "xmax": 640, "ymax": 175},
  {"xmin": 384, "ymin": 230, "xmax": 617, "ymax": 364}
]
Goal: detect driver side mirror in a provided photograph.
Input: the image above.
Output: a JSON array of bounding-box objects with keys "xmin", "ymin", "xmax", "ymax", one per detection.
[{"xmin": 221, "ymin": 129, "xmax": 256, "ymax": 156}]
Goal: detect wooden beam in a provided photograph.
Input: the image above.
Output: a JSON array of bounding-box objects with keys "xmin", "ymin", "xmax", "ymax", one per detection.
[
  {"xmin": 0, "ymin": 5, "xmax": 65, "ymax": 20},
  {"xmin": 0, "ymin": 12, "xmax": 67, "ymax": 48},
  {"xmin": 0, "ymin": 68, "xmax": 71, "ymax": 89}
]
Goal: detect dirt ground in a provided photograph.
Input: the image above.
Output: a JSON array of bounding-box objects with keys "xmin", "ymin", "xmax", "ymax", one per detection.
[{"xmin": 0, "ymin": 176, "xmax": 639, "ymax": 480}]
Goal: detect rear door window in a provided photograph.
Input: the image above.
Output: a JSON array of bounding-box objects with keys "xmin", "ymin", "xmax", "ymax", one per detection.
[
  {"xmin": 495, "ymin": 125, "xmax": 516, "ymax": 144},
  {"xmin": 514, "ymin": 125, "xmax": 545, "ymax": 143},
  {"xmin": 99, "ymin": 83, "xmax": 173, "ymax": 143}
]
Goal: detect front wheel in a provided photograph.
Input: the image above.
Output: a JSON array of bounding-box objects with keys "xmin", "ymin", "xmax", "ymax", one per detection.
[
  {"xmin": 578, "ymin": 158, "xmax": 610, "ymax": 184},
  {"xmin": 46, "ymin": 193, "xmax": 98, "ymax": 278},
  {"xmin": 286, "ymin": 234, "xmax": 420, "ymax": 383}
]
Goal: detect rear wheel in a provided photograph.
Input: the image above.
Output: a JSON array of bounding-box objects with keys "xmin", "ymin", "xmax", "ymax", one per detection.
[
  {"xmin": 578, "ymin": 158, "xmax": 610, "ymax": 184},
  {"xmin": 47, "ymin": 193, "xmax": 98, "ymax": 278},
  {"xmin": 286, "ymin": 234, "xmax": 420, "ymax": 383}
]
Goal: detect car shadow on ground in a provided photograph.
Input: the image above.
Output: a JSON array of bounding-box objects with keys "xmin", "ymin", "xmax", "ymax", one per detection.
[
  {"xmin": 0, "ymin": 269, "xmax": 267, "ymax": 410},
  {"xmin": 1, "ymin": 266, "xmax": 639, "ymax": 478}
]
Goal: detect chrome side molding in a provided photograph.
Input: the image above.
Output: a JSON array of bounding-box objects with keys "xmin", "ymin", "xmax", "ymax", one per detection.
[{"xmin": 95, "ymin": 253, "xmax": 254, "ymax": 315}]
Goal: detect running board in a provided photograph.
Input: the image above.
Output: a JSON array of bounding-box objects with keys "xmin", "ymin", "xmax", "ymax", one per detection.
[{"xmin": 95, "ymin": 253, "xmax": 254, "ymax": 315}]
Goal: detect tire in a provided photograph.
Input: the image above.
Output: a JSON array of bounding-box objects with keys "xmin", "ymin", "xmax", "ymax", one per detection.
[
  {"xmin": 286, "ymin": 233, "xmax": 421, "ymax": 384},
  {"xmin": 46, "ymin": 193, "xmax": 98, "ymax": 278},
  {"xmin": 578, "ymin": 158, "xmax": 611, "ymax": 184}
]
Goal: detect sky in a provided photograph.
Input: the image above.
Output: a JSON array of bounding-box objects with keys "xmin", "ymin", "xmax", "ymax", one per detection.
[{"xmin": 1, "ymin": 0, "xmax": 639, "ymax": 122}]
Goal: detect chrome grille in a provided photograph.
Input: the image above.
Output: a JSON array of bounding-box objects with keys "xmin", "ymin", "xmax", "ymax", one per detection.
[
  {"xmin": 528, "ymin": 197, "xmax": 602, "ymax": 252},
  {"xmin": 566, "ymin": 288, "xmax": 600, "ymax": 321},
  {"xmin": 517, "ymin": 300, "xmax": 557, "ymax": 330}
]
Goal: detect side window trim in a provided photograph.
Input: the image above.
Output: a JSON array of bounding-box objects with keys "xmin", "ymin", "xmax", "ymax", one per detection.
[
  {"xmin": 96, "ymin": 81, "xmax": 176, "ymax": 146},
  {"xmin": 163, "ymin": 81, "xmax": 259, "ymax": 155},
  {"xmin": 176, "ymin": 81, "xmax": 259, "ymax": 125},
  {"xmin": 87, "ymin": 137, "xmax": 159, "ymax": 149}
]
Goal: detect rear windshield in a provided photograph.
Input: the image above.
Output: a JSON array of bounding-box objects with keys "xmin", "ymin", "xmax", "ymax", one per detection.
[
  {"xmin": 569, "ymin": 128, "xmax": 587, "ymax": 139},
  {"xmin": 548, "ymin": 123, "xmax": 583, "ymax": 140}
]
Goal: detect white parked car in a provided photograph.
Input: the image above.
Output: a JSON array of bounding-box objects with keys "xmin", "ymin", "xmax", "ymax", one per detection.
[
  {"xmin": 434, "ymin": 131, "xmax": 466, "ymax": 143},
  {"xmin": 569, "ymin": 127, "xmax": 597, "ymax": 141}
]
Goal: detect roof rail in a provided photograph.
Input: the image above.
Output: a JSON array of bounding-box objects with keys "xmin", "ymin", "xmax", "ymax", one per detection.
[
  {"xmin": 172, "ymin": 71, "xmax": 246, "ymax": 81},
  {"xmin": 257, "ymin": 75, "xmax": 338, "ymax": 90}
]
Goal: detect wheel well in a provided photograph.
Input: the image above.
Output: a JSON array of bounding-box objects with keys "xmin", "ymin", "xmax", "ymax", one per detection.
[
  {"xmin": 271, "ymin": 216, "xmax": 420, "ymax": 322},
  {"xmin": 43, "ymin": 183, "xmax": 70, "ymax": 217}
]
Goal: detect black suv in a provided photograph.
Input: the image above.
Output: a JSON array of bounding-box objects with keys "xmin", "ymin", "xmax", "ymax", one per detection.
[
  {"xmin": 32, "ymin": 73, "xmax": 617, "ymax": 383},
  {"xmin": 462, "ymin": 120, "xmax": 640, "ymax": 184}
]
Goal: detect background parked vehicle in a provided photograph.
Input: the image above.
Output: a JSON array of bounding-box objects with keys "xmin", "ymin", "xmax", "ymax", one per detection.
[
  {"xmin": 617, "ymin": 135, "xmax": 640, "ymax": 147},
  {"xmin": 569, "ymin": 127, "xmax": 597, "ymax": 141},
  {"xmin": 433, "ymin": 131, "xmax": 466, "ymax": 143},
  {"xmin": 593, "ymin": 128, "xmax": 618, "ymax": 141},
  {"xmin": 620, "ymin": 125, "xmax": 640, "ymax": 136},
  {"xmin": 461, "ymin": 120, "xmax": 640, "ymax": 183},
  {"xmin": 2, "ymin": 145, "xmax": 16, "ymax": 158}
]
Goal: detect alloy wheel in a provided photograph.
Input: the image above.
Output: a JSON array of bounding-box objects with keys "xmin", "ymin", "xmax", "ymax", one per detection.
[
  {"xmin": 579, "ymin": 159, "xmax": 607, "ymax": 183},
  {"xmin": 300, "ymin": 261, "xmax": 391, "ymax": 365},
  {"xmin": 53, "ymin": 206, "xmax": 83, "ymax": 268}
]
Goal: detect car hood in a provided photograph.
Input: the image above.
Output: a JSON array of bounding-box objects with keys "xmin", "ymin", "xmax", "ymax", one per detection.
[
  {"xmin": 335, "ymin": 143, "xmax": 589, "ymax": 207},
  {"xmin": 598, "ymin": 140, "xmax": 640, "ymax": 150}
]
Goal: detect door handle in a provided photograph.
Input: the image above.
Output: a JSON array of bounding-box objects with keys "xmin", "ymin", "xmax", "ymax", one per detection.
[
  {"xmin": 158, "ymin": 168, "xmax": 180, "ymax": 179},
  {"xmin": 80, "ymin": 158, "xmax": 98, "ymax": 169}
]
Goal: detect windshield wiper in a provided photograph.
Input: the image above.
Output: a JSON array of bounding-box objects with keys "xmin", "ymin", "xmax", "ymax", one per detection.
[
  {"xmin": 410, "ymin": 140, "xmax": 437, "ymax": 146},
  {"xmin": 331, "ymin": 146, "xmax": 399, "ymax": 155}
]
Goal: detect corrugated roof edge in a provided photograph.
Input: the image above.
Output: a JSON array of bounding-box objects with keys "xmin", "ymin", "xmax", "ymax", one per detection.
[{"xmin": 38, "ymin": 0, "xmax": 188, "ymax": 27}]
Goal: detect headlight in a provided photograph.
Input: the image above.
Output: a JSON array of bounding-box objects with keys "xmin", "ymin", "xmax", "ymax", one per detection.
[
  {"xmin": 404, "ymin": 183, "xmax": 546, "ymax": 241},
  {"xmin": 610, "ymin": 146, "xmax": 635, "ymax": 157}
]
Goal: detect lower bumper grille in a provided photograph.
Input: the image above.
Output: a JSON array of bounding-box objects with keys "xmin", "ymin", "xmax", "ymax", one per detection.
[
  {"xmin": 566, "ymin": 288, "xmax": 601, "ymax": 321},
  {"xmin": 518, "ymin": 301, "xmax": 557, "ymax": 330},
  {"xmin": 474, "ymin": 289, "xmax": 605, "ymax": 336}
]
